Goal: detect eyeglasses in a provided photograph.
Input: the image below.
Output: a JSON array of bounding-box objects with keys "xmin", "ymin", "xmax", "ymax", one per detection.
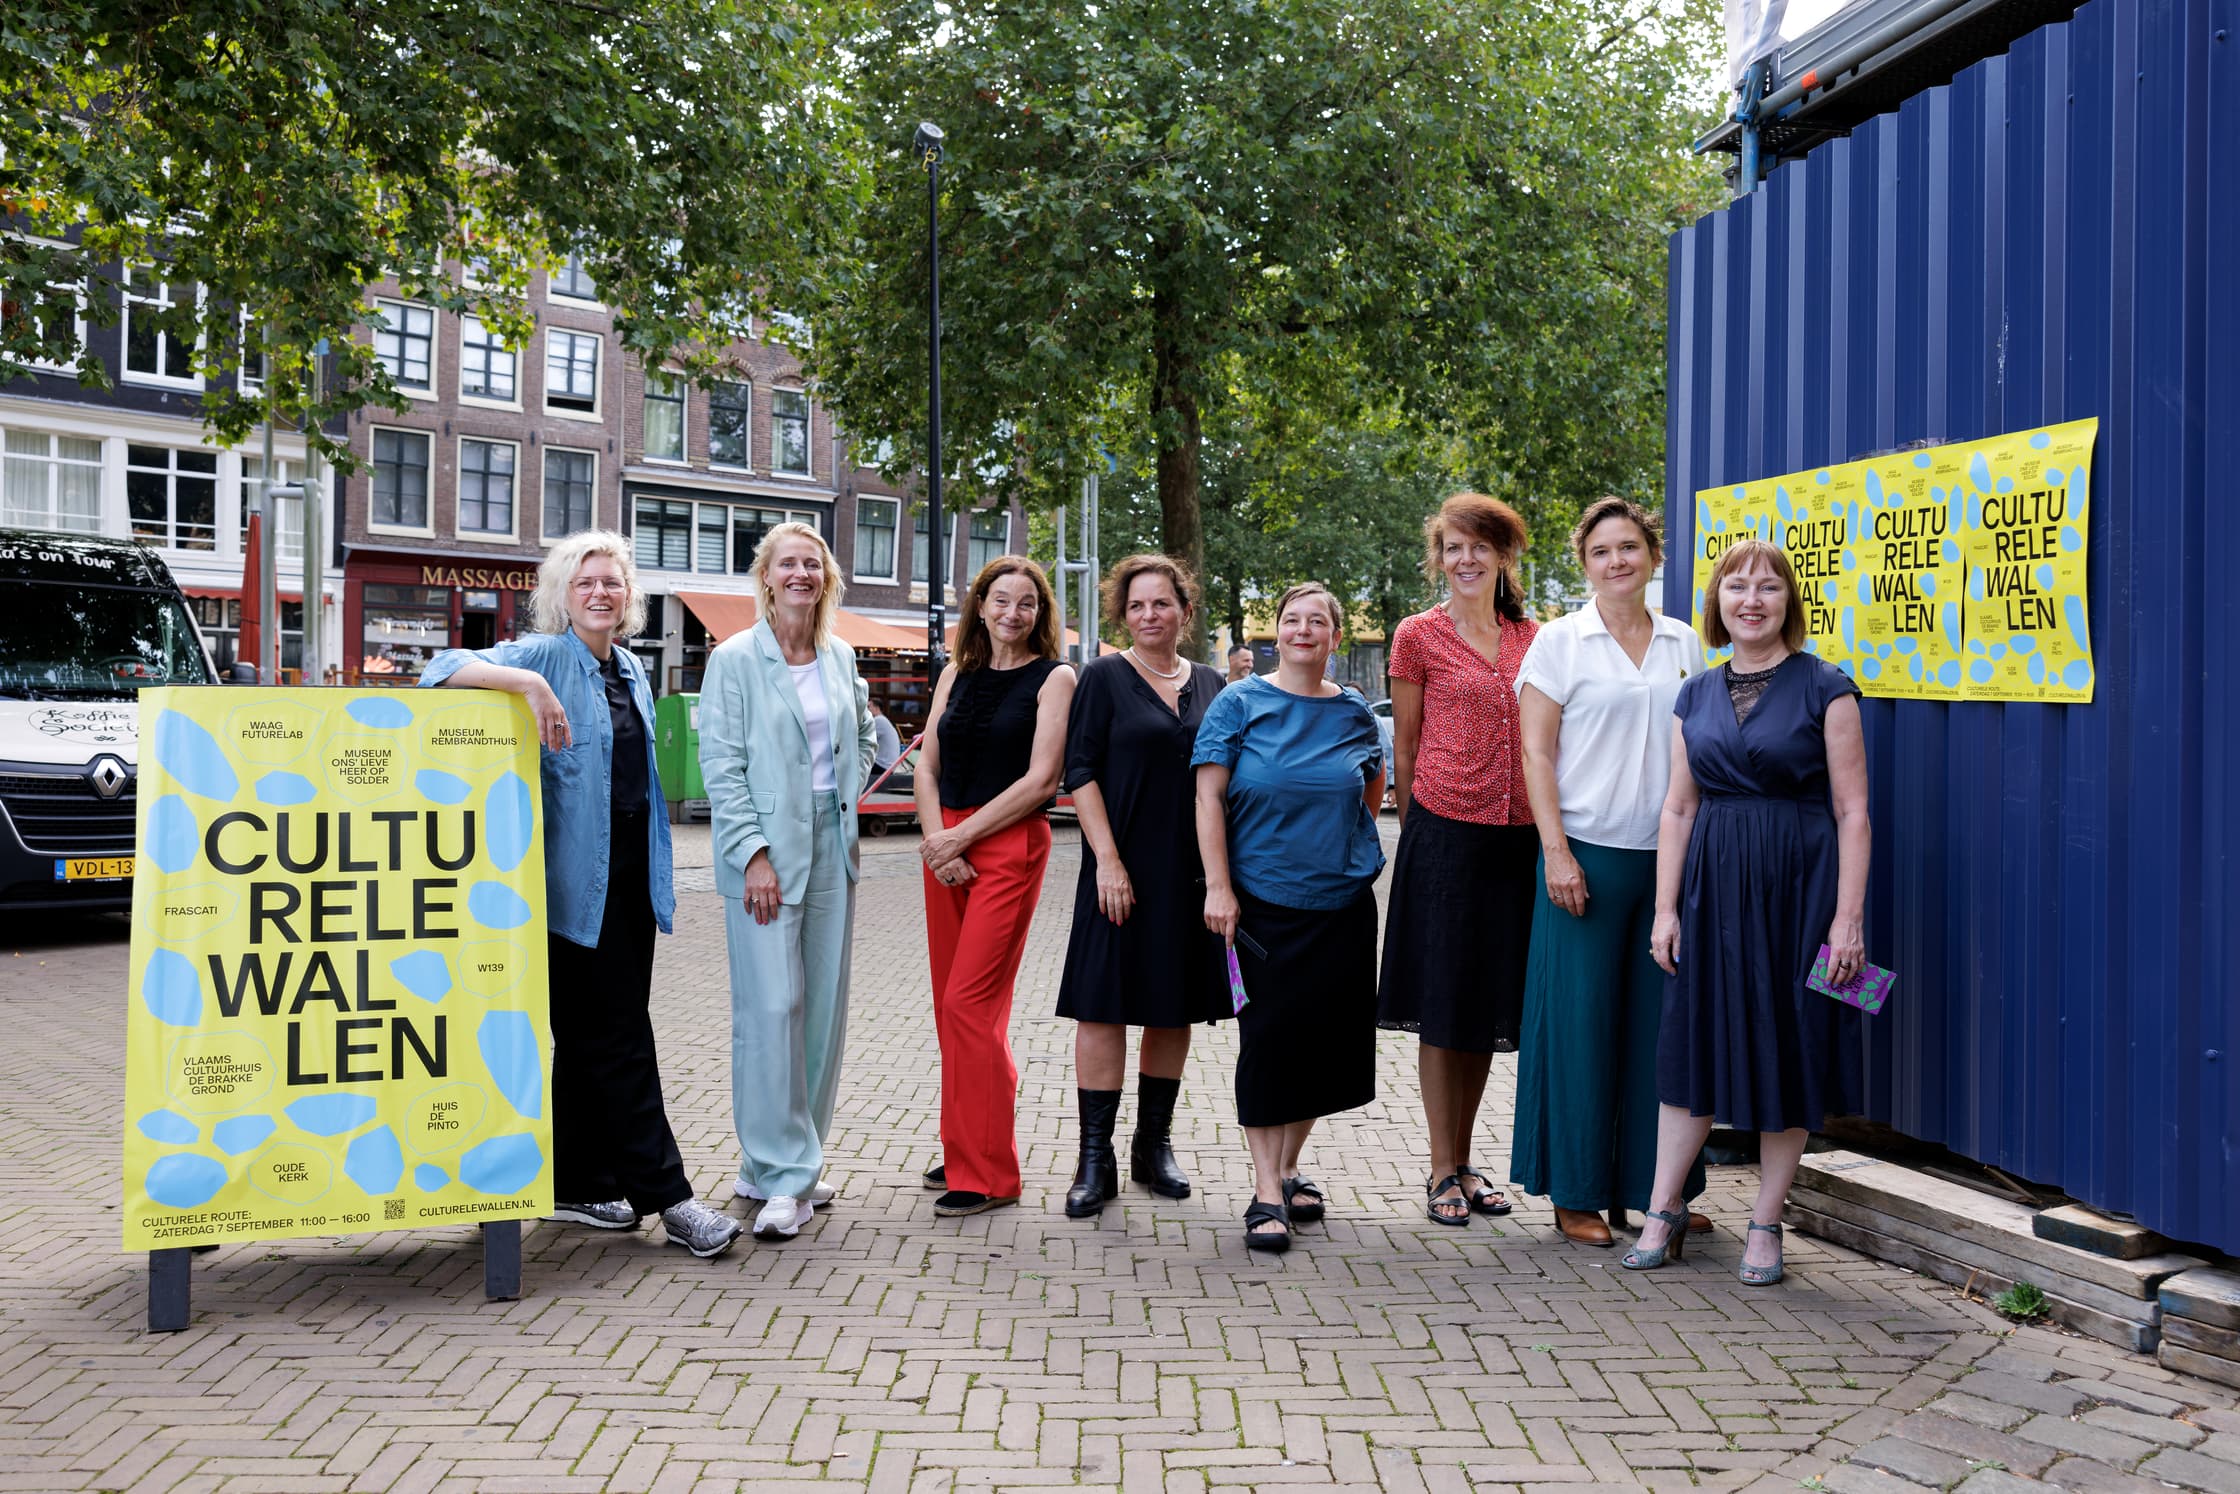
[{"xmin": 571, "ymin": 578, "xmax": 628, "ymax": 596}]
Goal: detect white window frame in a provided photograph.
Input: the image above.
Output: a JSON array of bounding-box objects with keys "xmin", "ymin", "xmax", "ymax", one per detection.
[
  {"xmin": 543, "ymin": 328, "xmax": 602, "ymax": 421},
  {"xmin": 771, "ymin": 387, "xmax": 812, "ymax": 479},
  {"xmin": 633, "ymin": 495, "xmax": 694, "ymax": 572},
  {"xmin": 539, "ymin": 445, "xmax": 600, "ymax": 544},
  {"xmin": 642, "ymin": 369, "xmax": 688, "ymax": 464},
  {"xmin": 9, "ymin": 273, "xmax": 84, "ymax": 377},
  {"xmin": 966, "ymin": 508, "xmax": 1013, "ymax": 576},
  {"xmin": 124, "ymin": 442, "xmax": 221, "ymax": 552},
  {"xmin": 904, "ymin": 506, "xmax": 958, "ymax": 591},
  {"xmin": 852, "ymin": 495, "xmax": 900, "ymax": 584},
  {"xmin": 457, "ymin": 314, "xmax": 520, "ymax": 409},
  {"xmin": 240, "ymin": 456, "xmax": 305, "ymax": 566},
  {"xmin": 121, "ymin": 266, "xmax": 205, "ymax": 390},
  {"xmin": 371, "ymin": 298, "xmax": 437, "ymax": 398},
  {"xmin": 236, "ymin": 310, "xmax": 268, "ymax": 393},
  {"xmin": 550, "ymin": 251, "xmax": 600, "ymax": 304},
  {"xmin": 708, "ymin": 379, "xmax": 753, "ymax": 470},
  {"xmin": 455, "ymin": 435, "xmax": 520, "ymax": 541},
  {"xmin": 367, "ymin": 425, "xmax": 436, "ymax": 537},
  {"xmin": 0, "ymin": 426, "xmax": 104, "ymax": 533}
]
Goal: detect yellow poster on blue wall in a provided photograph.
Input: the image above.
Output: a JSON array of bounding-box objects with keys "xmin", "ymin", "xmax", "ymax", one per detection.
[
  {"xmin": 121, "ymin": 688, "xmax": 553, "ymax": 1249},
  {"xmin": 1691, "ymin": 418, "xmax": 2095, "ymax": 703}
]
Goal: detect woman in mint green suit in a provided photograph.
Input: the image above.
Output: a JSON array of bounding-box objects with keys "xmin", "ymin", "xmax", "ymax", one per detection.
[{"xmin": 698, "ymin": 522, "xmax": 877, "ymax": 1244}]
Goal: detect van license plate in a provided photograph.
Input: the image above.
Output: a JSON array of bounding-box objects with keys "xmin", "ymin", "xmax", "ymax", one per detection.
[{"xmin": 55, "ymin": 857, "xmax": 133, "ymax": 882}]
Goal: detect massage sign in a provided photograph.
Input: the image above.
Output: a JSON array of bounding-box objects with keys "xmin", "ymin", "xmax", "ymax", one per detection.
[
  {"xmin": 1692, "ymin": 419, "xmax": 2097, "ymax": 703},
  {"xmin": 121, "ymin": 689, "xmax": 555, "ymax": 1249}
]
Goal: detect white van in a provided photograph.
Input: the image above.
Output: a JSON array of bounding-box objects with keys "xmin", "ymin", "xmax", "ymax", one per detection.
[{"xmin": 0, "ymin": 528, "xmax": 215, "ymax": 911}]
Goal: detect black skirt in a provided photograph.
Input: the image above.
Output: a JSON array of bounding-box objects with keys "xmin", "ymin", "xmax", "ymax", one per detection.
[
  {"xmin": 1233, "ymin": 885, "xmax": 1378, "ymax": 1127},
  {"xmin": 1375, "ymin": 801, "xmax": 1538, "ymax": 1053}
]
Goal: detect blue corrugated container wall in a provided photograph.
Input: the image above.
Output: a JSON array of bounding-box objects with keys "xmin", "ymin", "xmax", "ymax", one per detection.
[{"xmin": 1664, "ymin": 0, "xmax": 2240, "ymax": 1250}]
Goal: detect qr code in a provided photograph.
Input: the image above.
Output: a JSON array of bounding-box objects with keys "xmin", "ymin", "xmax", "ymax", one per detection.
[{"xmin": 384, "ymin": 1198, "xmax": 407, "ymax": 1221}]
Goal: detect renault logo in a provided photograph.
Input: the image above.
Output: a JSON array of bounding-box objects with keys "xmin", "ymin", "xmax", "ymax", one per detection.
[{"xmin": 88, "ymin": 756, "xmax": 129, "ymax": 800}]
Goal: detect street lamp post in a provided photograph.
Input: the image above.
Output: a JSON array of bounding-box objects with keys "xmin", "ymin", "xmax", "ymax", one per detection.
[{"xmin": 914, "ymin": 120, "xmax": 948, "ymax": 690}]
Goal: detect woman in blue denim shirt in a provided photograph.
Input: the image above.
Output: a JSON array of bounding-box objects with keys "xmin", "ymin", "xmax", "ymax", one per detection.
[{"xmin": 421, "ymin": 531, "xmax": 741, "ymax": 1260}]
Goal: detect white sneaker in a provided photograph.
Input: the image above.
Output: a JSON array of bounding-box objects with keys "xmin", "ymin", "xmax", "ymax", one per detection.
[
  {"xmin": 752, "ymin": 1194, "xmax": 815, "ymax": 1241},
  {"xmin": 737, "ymin": 1180, "xmax": 837, "ymax": 1209}
]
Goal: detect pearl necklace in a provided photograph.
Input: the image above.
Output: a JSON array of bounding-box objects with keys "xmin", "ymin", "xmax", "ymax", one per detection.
[{"xmin": 1128, "ymin": 647, "xmax": 1187, "ymax": 681}]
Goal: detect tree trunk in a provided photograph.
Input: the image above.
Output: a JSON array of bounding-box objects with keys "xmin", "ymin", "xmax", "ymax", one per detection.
[{"xmin": 1150, "ymin": 287, "xmax": 1205, "ymax": 652}]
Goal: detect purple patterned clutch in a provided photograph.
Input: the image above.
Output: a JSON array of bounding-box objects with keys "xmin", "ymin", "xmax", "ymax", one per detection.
[
  {"xmin": 1227, "ymin": 945, "xmax": 1250, "ymax": 1015},
  {"xmin": 1808, "ymin": 946, "xmax": 1893, "ymax": 1013}
]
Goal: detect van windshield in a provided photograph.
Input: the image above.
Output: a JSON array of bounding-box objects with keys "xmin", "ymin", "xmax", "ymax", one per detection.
[{"xmin": 0, "ymin": 582, "xmax": 214, "ymax": 698}]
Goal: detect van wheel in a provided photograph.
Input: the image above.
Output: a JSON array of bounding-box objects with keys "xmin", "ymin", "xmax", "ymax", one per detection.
[{"xmin": 862, "ymin": 816, "xmax": 890, "ymax": 838}]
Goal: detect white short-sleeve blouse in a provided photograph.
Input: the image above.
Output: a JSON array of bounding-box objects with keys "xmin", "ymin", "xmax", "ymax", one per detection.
[{"xmin": 1512, "ymin": 601, "xmax": 1706, "ymax": 851}]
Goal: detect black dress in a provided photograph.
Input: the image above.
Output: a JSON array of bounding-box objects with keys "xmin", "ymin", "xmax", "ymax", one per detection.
[
  {"xmin": 1055, "ymin": 655, "xmax": 1229, "ymax": 1027},
  {"xmin": 1658, "ymin": 654, "xmax": 1866, "ymax": 1132}
]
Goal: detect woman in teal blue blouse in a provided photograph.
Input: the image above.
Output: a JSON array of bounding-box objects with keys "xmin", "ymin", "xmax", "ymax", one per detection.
[{"xmin": 1193, "ymin": 582, "xmax": 1387, "ymax": 1254}]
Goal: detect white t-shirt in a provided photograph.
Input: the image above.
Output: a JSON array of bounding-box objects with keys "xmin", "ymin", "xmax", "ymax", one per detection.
[
  {"xmin": 788, "ymin": 660, "xmax": 839, "ymax": 793},
  {"xmin": 1512, "ymin": 601, "xmax": 1706, "ymax": 851}
]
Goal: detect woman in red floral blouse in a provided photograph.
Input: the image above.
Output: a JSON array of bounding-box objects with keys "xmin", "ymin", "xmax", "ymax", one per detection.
[{"xmin": 1376, "ymin": 492, "xmax": 1539, "ymax": 1226}]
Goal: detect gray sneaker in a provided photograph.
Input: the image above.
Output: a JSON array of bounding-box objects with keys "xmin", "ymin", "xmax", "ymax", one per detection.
[
  {"xmin": 660, "ymin": 1198, "xmax": 743, "ymax": 1259},
  {"xmin": 549, "ymin": 1199, "xmax": 640, "ymax": 1230}
]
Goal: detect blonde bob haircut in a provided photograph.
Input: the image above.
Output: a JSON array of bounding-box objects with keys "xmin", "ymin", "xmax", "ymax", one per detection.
[
  {"xmin": 1099, "ymin": 552, "xmax": 1200, "ymax": 632},
  {"xmin": 1701, "ymin": 538, "xmax": 1809, "ymax": 652},
  {"xmin": 750, "ymin": 521, "xmax": 845, "ymax": 648},
  {"xmin": 532, "ymin": 529, "xmax": 647, "ymax": 638}
]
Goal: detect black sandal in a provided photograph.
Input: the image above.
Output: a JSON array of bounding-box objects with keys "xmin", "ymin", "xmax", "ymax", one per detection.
[
  {"xmin": 1456, "ymin": 1167, "xmax": 1513, "ymax": 1217},
  {"xmin": 1244, "ymin": 1199, "xmax": 1292, "ymax": 1253},
  {"xmin": 1281, "ymin": 1175, "xmax": 1326, "ymax": 1224},
  {"xmin": 1425, "ymin": 1174, "xmax": 1471, "ymax": 1226}
]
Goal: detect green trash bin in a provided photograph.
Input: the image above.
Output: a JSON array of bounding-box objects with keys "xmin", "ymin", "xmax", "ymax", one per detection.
[{"xmin": 653, "ymin": 692, "xmax": 707, "ymax": 822}]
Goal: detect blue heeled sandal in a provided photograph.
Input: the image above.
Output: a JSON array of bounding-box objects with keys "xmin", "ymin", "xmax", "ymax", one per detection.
[
  {"xmin": 1621, "ymin": 1208, "xmax": 1690, "ymax": 1270},
  {"xmin": 1739, "ymin": 1221, "xmax": 1785, "ymax": 1285}
]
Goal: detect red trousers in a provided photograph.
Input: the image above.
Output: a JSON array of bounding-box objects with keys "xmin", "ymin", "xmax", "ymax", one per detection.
[{"xmin": 924, "ymin": 807, "xmax": 1051, "ymax": 1197}]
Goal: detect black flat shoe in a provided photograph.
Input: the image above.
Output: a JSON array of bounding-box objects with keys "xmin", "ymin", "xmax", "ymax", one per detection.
[
  {"xmin": 922, "ymin": 1164, "xmax": 945, "ymax": 1191},
  {"xmin": 1425, "ymin": 1173, "xmax": 1471, "ymax": 1227},
  {"xmin": 933, "ymin": 1189, "xmax": 1018, "ymax": 1218},
  {"xmin": 1281, "ymin": 1174, "xmax": 1326, "ymax": 1224},
  {"xmin": 1244, "ymin": 1199, "xmax": 1291, "ymax": 1253}
]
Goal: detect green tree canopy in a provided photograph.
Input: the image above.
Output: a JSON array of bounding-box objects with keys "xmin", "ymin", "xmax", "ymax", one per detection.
[
  {"xmin": 0, "ymin": 0, "xmax": 864, "ymax": 458},
  {"xmin": 813, "ymin": 0, "xmax": 1722, "ymax": 632}
]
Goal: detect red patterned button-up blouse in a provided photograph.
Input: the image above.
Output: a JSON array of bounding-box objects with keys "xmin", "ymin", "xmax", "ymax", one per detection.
[{"xmin": 1388, "ymin": 604, "xmax": 1538, "ymax": 825}]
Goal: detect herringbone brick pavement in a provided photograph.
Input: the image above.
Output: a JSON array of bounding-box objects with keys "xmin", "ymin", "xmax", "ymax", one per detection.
[{"xmin": 1, "ymin": 820, "xmax": 2230, "ymax": 1493}]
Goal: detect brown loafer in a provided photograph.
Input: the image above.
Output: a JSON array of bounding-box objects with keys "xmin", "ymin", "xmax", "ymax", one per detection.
[{"xmin": 1556, "ymin": 1207, "xmax": 1615, "ymax": 1246}]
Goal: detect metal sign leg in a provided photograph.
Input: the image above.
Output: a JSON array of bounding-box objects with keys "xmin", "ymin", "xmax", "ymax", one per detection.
[
  {"xmin": 483, "ymin": 1220, "xmax": 522, "ymax": 1301},
  {"xmin": 148, "ymin": 1248, "xmax": 191, "ymax": 1333}
]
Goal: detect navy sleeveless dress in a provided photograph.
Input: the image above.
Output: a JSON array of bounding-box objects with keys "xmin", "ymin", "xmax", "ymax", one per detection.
[{"xmin": 1657, "ymin": 654, "xmax": 1865, "ymax": 1133}]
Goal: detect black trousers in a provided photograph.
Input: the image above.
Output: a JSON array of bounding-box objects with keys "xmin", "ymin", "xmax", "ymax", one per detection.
[{"xmin": 546, "ymin": 808, "xmax": 693, "ymax": 1214}]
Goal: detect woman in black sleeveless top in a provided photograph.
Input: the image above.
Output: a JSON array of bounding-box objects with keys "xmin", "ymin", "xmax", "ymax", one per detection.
[{"xmin": 914, "ymin": 556, "xmax": 1076, "ymax": 1216}]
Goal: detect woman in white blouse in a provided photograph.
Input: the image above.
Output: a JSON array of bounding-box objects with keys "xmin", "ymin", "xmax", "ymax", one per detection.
[
  {"xmin": 698, "ymin": 523, "xmax": 878, "ymax": 1245},
  {"xmin": 1510, "ymin": 499, "xmax": 1711, "ymax": 1247}
]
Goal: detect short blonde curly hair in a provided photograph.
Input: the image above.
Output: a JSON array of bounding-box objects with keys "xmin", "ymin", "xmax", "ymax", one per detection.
[{"xmin": 530, "ymin": 530, "xmax": 647, "ymax": 638}]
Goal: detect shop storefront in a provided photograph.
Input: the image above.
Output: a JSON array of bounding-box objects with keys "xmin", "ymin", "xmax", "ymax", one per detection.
[{"xmin": 342, "ymin": 547, "xmax": 540, "ymax": 685}]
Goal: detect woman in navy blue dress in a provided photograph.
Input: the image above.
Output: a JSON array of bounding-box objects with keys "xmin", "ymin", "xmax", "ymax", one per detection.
[{"xmin": 1625, "ymin": 538, "xmax": 1872, "ymax": 1286}]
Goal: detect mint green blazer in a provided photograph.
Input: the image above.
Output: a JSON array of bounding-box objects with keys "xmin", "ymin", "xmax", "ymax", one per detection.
[{"xmin": 698, "ymin": 619, "xmax": 877, "ymax": 904}]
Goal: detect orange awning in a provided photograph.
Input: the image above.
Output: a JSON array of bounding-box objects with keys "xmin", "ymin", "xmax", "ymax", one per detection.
[
  {"xmin": 677, "ymin": 590, "xmax": 927, "ymax": 652},
  {"xmin": 675, "ymin": 590, "xmax": 760, "ymax": 641},
  {"xmin": 832, "ymin": 612, "xmax": 926, "ymax": 650}
]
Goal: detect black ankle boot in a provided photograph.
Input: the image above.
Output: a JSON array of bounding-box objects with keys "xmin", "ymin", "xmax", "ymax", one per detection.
[
  {"xmin": 1129, "ymin": 1075, "xmax": 1191, "ymax": 1199},
  {"xmin": 1065, "ymin": 1088, "xmax": 1124, "ymax": 1217}
]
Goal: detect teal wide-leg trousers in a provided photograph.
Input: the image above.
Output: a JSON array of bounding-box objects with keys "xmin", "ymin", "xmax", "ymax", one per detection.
[
  {"xmin": 1511, "ymin": 839, "xmax": 1705, "ymax": 1213},
  {"xmin": 725, "ymin": 792, "xmax": 855, "ymax": 1201}
]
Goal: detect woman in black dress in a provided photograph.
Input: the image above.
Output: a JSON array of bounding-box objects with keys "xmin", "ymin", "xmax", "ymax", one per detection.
[
  {"xmin": 1628, "ymin": 538, "xmax": 1871, "ymax": 1285},
  {"xmin": 1055, "ymin": 555, "xmax": 1228, "ymax": 1217}
]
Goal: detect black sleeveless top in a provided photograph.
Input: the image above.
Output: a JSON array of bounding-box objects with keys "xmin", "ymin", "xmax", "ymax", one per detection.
[{"xmin": 937, "ymin": 658, "xmax": 1064, "ymax": 810}]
